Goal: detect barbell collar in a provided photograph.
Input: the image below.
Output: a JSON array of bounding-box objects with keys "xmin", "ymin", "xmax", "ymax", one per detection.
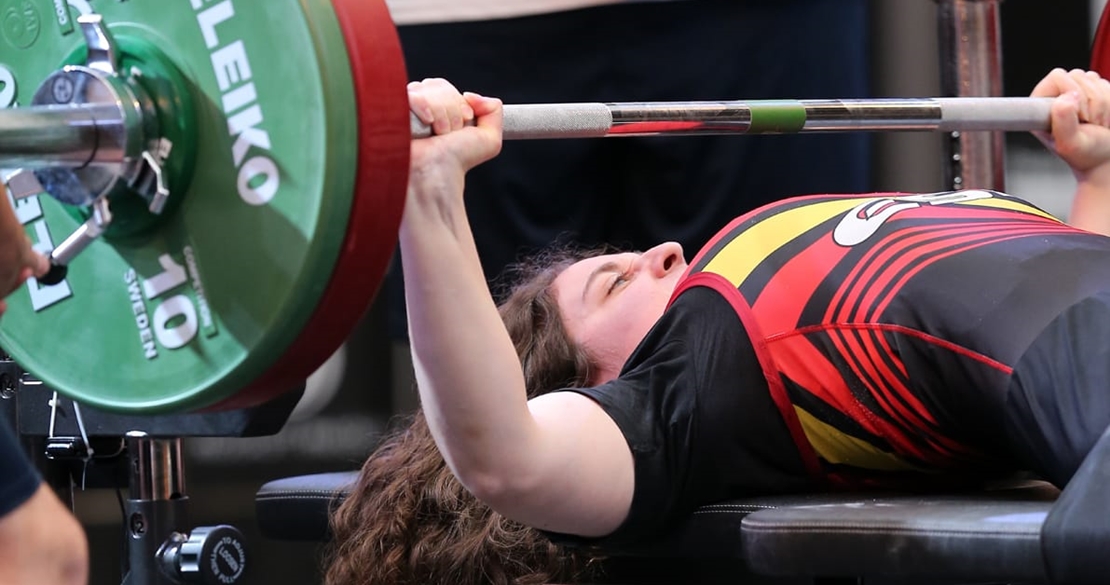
[
  {"xmin": 411, "ymin": 97, "xmax": 1055, "ymax": 139},
  {"xmin": 78, "ymin": 14, "xmax": 122, "ymax": 76}
]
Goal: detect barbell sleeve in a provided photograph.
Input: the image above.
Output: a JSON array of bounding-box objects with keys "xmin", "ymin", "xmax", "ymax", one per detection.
[
  {"xmin": 0, "ymin": 104, "xmax": 125, "ymax": 169},
  {"xmin": 411, "ymin": 97, "xmax": 1056, "ymax": 139}
]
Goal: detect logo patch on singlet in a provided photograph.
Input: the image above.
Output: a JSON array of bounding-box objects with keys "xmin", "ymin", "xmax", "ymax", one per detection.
[{"xmin": 832, "ymin": 190, "xmax": 995, "ymax": 246}]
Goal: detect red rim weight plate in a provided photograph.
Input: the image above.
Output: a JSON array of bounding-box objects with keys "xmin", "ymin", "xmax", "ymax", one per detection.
[
  {"xmin": 0, "ymin": 0, "xmax": 377, "ymax": 413},
  {"xmin": 1093, "ymin": 2, "xmax": 1110, "ymax": 76},
  {"xmin": 211, "ymin": 0, "xmax": 410, "ymax": 410}
]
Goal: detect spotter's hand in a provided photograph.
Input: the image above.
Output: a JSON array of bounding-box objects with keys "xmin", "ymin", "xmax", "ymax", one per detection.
[{"xmin": 0, "ymin": 184, "xmax": 49, "ymax": 314}]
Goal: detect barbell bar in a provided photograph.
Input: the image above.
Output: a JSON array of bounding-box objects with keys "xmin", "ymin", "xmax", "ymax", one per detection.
[
  {"xmin": 2, "ymin": 96, "xmax": 1056, "ymax": 165},
  {"xmin": 408, "ymin": 97, "xmax": 1055, "ymax": 140},
  {"xmin": 0, "ymin": 0, "xmax": 1097, "ymax": 415}
]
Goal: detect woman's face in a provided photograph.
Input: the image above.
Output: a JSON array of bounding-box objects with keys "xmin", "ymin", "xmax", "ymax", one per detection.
[{"xmin": 552, "ymin": 242, "xmax": 687, "ymax": 384}]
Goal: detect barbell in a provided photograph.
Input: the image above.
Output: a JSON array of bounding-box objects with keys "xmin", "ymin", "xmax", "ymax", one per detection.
[{"xmin": 0, "ymin": 0, "xmax": 1102, "ymax": 414}]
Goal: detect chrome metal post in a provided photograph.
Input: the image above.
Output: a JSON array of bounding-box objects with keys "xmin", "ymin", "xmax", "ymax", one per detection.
[
  {"xmin": 936, "ymin": 0, "xmax": 1006, "ymax": 191},
  {"xmin": 123, "ymin": 432, "xmax": 249, "ymax": 585},
  {"xmin": 127, "ymin": 432, "xmax": 185, "ymax": 501},
  {"xmin": 124, "ymin": 432, "xmax": 187, "ymax": 585}
]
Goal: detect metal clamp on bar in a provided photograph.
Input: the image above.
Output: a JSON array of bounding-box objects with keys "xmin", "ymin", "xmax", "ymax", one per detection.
[{"xmin": 0, "ymin": 15, "xmax": 182, "ymax": 285}]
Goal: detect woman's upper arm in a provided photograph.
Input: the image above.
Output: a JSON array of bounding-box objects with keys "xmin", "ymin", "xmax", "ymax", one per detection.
[{"xmin": 487, "ymin": 391, "xmax": 635, "ymax": 538}]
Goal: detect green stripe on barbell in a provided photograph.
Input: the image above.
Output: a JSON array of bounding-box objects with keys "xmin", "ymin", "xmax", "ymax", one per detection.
[{"xmin": 748, "ymin": 101, "xmax": 807, "ymax": 133}]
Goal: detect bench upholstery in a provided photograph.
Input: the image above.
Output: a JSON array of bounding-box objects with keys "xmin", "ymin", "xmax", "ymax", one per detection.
[{"xmin": 256, "ymin": 472, "xmax": 1058, "ymax": 583}]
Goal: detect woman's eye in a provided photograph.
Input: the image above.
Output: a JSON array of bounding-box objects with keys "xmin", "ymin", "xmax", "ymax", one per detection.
[{"xmin": 607, "ymin": 273, "xmax": 628, "ymax": 295}]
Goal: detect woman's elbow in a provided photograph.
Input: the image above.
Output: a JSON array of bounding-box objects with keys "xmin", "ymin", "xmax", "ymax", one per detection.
[
  {"xmin": 450, "ymin": 459, "xmax": 542, "ymax": 510},
  {"xmin": 454, "ymin": 465, "xmax": 515, "ymax": 502}
]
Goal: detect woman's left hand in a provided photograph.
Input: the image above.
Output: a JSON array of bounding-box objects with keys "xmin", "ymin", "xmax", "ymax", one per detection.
[{"xmin": 1032, "ymin": 68, "xmax": 1110, "ymax": 182}]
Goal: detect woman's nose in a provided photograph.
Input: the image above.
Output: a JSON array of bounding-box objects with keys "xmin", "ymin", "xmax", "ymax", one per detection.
[{"xmin": 641, "ymin": 242, "xmax": 685, "ymax": 277}]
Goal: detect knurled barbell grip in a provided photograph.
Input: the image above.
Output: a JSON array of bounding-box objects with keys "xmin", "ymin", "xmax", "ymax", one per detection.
[
  {"xmin": 410, "ymin": 103, "xmax": 616, "ymax": 140},
  {"xmin": 934, "ymin": 97, "xmax": 1053, "ymax": 132}
]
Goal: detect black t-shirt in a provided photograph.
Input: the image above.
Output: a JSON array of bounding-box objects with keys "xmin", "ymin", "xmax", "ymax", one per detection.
[
  {"xmin": 0, "ymin": 416, "xmax": 40, "ymax": 518},
  {"xmin": 556, "ymin": 286, "xmax": 812, "ymax": 547}
]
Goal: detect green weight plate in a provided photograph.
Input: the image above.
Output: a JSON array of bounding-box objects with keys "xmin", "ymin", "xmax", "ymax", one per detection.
[{"xmin": 0, "ymin": 0, "xmax": 358, "ymax": 413}]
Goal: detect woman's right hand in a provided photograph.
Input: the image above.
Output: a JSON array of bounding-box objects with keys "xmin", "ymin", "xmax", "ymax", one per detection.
[{"xmin": 405, "ymin": 79, "xmax": 503, "ymax": 210}]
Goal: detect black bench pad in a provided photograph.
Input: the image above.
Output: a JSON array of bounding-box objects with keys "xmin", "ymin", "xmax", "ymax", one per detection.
[
  {"xmin": 255, "ymin": 472, "xmax": 1058, "ymax": 582},
  {"xmin": 741, "ymin": 483, "xmax": 1058, "ymax": 582},
  {"xmin": 256, "ymin": 471, "xmax": 355, "ymax": 543}
]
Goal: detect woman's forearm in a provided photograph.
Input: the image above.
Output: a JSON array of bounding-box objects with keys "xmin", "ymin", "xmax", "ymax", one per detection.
[
  {"xmin": 399, "ymin": 190, "xmax": 634, "ymax": 537},
  {"xmin": 397, "ymin": 83, "xmax": 634, "ymax": 537},
  {"xmin": 399, "ymin": 181, "xmax": 542, "ymax": 497},
  {"xmin": 1068, "ymin": 164, "xmax": 1110, "ymax": 236}
]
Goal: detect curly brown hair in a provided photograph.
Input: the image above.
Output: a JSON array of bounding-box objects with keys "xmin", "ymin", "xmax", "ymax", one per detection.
[{"xmin": 324, "ymin": 245, "xmax": 614, "ymax": 585}]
